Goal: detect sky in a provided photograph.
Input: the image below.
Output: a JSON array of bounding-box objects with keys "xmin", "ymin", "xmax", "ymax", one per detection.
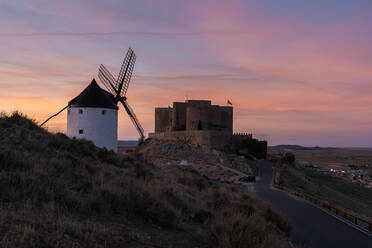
[{"xmin": 0, "ymin": 0, "xmax": 372, "ymax": 147}]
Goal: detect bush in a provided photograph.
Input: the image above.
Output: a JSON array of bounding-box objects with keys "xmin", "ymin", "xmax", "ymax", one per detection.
[
  {"xmin": 210, "ymin": 211, "xmax": 285, "ymax": 248},
  {"xmin": 280, "ymin": 152, "xmax": 296, "ymax": 165},
  {"xmin": 264, "ymin": 208, "xmax": 292, "ymax": 235}
]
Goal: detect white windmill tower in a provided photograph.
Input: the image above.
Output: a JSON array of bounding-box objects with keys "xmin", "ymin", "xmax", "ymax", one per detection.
[
  {"xmin": 40, "ymin": 48, "xmax": 144, "ymax": 152},
  {"xmin": 66, "ymin": 78, "xmax": 118, "ymax": 151}
]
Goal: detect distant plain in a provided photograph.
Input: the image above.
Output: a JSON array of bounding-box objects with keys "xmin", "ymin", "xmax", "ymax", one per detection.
[{"xmin": 269, "ymin": 146, "xmax": 372, "ymax": 170}]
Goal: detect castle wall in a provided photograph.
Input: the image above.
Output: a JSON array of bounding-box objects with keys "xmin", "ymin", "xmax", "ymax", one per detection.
[
  {"xmin": 149, "ymin": 130, "xmax": 231, "ymax": 150},
  {"xmin": 153, "ymin": 100, "xmax": 235, "ymax": 149},
  {"xmin": 155, "ymin": 108, "xmax": 172, "ymax": 132},
  {"xmin": 186, "ymin": 106, "xmax": 210, "ymax": 130},
  {"xmin": 232, "ymin": 133, "xmax": 253, "ymax": 146},
  {"xmin": 186, "ymin": 100, "xmax": 211, "ymax": 107},
  {"xmin": 172, "ymin": 102, "xmax": 187, "ymax": 130},
  {"xmin": 220, "ymin": 106, "xmax": 233, "ymax": 133},
  {"xmin": 207, "ymin": 105, "xmax": 221, "ymax": 130}
]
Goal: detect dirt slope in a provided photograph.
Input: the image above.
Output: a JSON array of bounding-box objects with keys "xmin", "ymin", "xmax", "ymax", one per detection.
[{"xmin": 0, "ymin": 112, "xmax": 290, "ymax": 247}]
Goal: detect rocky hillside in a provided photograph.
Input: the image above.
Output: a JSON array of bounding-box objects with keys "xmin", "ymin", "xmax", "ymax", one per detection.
[
  {"xmin": 0, "ymin": 112, "xmax": 290, "ymax": 247},
  {"xmin": 279, "ymin": 164, "xmax": 372, "ymax": 219},
  {"xmin": 138, "ymin": 138, "xmax": 258, "ymax": 176}
]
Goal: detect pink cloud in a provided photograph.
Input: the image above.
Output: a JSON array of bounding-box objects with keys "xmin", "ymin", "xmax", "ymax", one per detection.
[{"xmin": 1, "ymin": 0, "xmax": 371, "ymax": 145}]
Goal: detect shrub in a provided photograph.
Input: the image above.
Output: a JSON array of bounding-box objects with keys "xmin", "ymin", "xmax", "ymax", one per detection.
[
  {"xmin": 264, "ymin": 207, "xmax": 292, "ymax": 235},
  {"xmin": 209, "ymin": 211, "xmax": 285, "ymax": 248},
  {"xmin": 280, "ymin": 152, "xmax": 296, "ymax": 165}
]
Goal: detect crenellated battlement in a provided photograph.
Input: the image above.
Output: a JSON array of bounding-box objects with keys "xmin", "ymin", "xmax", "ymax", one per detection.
[{"xmin": 233, "ymin": 133, "xmax": 253, "ymax": 137}]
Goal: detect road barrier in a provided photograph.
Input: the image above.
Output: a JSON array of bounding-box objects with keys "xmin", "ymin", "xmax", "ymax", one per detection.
[{"xmin": 273, "ymin": 168, "xmax": 372, "ymax": 233}]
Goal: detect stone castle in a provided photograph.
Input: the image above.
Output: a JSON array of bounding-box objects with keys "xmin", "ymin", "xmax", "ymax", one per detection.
[{"xmin": 149, "ymin": 100, "xmax": 252, "ymax": 150}]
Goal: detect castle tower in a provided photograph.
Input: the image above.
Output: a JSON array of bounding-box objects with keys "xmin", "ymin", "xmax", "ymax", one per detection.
[{"xmin": 67, "ymin": 79, "xmax": 118, "ymax": 151}]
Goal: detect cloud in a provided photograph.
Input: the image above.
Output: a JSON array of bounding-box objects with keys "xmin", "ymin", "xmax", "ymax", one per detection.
[{"xmin": 0, "ymin": 0, "xmax": 372, "ymax": 146}]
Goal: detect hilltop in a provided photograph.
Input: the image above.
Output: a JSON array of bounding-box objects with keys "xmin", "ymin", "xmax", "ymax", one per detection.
[
  {"xmin": 0, "ymin": 112, "xmax": 290, "ymax": 248},
  {"xmin": 269, "ymin": 144, "xmax": 323, "ymax": 151}
]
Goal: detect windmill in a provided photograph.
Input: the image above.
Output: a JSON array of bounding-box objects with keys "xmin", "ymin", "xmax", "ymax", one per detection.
[
  {"xmin": 98, "ymin": 47, "xmax": 144, "ymax": 140},
  {"xmin": 39, "ymin": 47, "xmax": 144, "ymax": 151}
]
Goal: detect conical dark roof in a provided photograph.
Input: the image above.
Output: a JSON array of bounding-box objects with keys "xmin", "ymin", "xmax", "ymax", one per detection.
[{"xmin": 69, "ymin": 79, "xmax": 118, "ymax": 109}]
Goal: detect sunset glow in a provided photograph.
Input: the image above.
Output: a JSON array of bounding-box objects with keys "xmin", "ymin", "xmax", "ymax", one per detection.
[{"xmin": 1, "ymin": 0, "xmax": 372, "ymax": 146}]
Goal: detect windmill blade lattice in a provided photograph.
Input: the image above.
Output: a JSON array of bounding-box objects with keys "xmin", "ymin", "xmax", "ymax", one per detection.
[
  {"xmin": 98, "ymin": 64, "xmax": 117, "ymax": 95},
  {"xmin": 120, "ymin": 99, "xmax": 144, "ymax": 139},
  {"xmin": 97, "ymin": 47, "xmax": 144, "ymax": 140},
  {"xmin": 117, "ymin": 48, "xmax": 136, "ymax": 98}
]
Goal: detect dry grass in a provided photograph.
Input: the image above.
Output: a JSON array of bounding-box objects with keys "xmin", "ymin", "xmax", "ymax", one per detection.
[
  {"xmin": 279, "ymin": 164, "xmax": 372, "ymax": 219},
  {"xmin": 0, "ymin": 112, "xmax": 290, "ymax": 247}
]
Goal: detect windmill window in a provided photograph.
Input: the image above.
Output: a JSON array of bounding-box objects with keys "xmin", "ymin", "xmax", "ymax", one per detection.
[
  {"xmin": 79, "ymin": 129, "xmax": 83, "ymax": 134},
  {"xmin": 102, "ymin": 110, "xmax": 106, "ymax": 115},
  {"xmin": 79, "ymin": 109, "xmax": 83, "ymax": 114}
]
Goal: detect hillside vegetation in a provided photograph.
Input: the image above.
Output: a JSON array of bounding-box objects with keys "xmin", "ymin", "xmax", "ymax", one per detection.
[
  {"xmin": 138, "ymin": 138, "xmax": 258, "ymax": 176},
  {"xmin": 279, "ymin": 164, "xmax": 372, "ymax": 219},
  {"xmin": 0, "ymin": 112, "xmax": 290, "ymax": 247}
]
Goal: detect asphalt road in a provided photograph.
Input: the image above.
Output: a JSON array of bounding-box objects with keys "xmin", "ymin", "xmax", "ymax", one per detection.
[{"xmin": 254, "ymin": 162, "xmax": 372, "ymax": 248}]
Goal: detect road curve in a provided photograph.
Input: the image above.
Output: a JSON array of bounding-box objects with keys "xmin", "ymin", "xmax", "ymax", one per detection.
[{"xmin": 254, "ymin": 162, "xmax": 372, "ymax": 248}]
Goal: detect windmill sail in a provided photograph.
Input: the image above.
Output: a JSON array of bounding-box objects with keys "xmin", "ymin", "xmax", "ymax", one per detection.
[
  {"xmin": 120, "ymin": 99, "xmax": 144, "ymax": 139},
  {"xmin": 117, "ymin": 48, "xmax": 136, "ymax": 97},
  {"xmin": 98, "ymin": 64, "xmax": 117, "ymax": 95},
  {"xmin": 97, "ymin": 47, "xmax": 144, "ymax": 140}
]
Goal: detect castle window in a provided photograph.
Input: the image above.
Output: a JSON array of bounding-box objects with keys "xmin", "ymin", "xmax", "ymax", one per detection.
[
  {"xmin": 79, "ymin": 129, "xmax": 83, "ymax": 134},
  {"xmin": 79, "ymin": 109, "xmax": 83, "ymax": 114},
  {"xmin": 102, "ymin": 110, "xmax": 106, "ymax": 115},
  {"xmin": 68, "ymin": 109, "xmax": 70, "ymax": 115}
]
